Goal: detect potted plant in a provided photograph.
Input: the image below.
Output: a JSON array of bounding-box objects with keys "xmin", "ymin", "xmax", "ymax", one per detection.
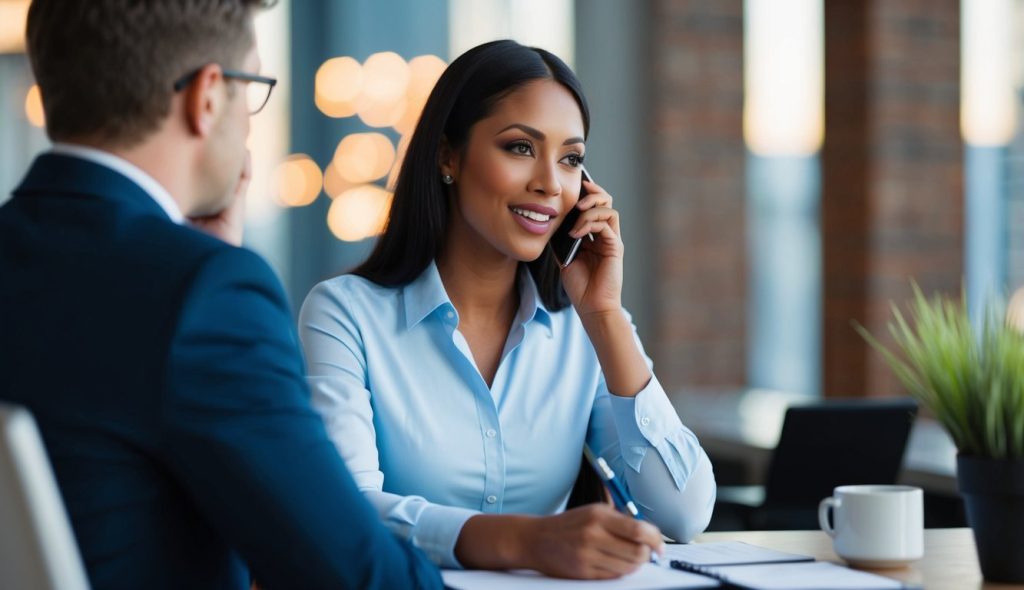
[{"xmin": 856, "ymin": 284, "xmax": 1024, "ymax": 583}]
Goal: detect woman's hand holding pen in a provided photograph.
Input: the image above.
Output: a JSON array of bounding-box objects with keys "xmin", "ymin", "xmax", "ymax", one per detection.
[
  {"xmin": 455, "ymin": 505, "xmax": 664, "ymax": 580},
  {"xmin": 520, "ymin": 504, "xmax": 665, "ymax": 579}
]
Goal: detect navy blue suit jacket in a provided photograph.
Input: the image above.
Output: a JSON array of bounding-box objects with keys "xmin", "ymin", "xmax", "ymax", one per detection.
[{"xmin": 0, "ymin": 154, "xmax": 443, "ymax": 590}]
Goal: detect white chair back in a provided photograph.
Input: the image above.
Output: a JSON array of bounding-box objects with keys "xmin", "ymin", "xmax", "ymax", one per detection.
[{"xmin": 0, "ymin": 403, "xmax": 90, "ymax": 590}]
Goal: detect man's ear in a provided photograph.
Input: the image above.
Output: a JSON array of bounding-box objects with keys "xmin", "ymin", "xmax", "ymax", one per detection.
[
  {"xmin": 182, "ymin": 64, "xmax": 225, "ymax": 138},
  {"xmin": 438, "ymin": 136, "xmax": 459, "ymax": 179}
]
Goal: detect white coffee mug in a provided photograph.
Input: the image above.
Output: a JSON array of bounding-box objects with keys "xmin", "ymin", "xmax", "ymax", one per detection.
[{"xmin": 818, "ymin": 484, "xmax": 924, "ymax": 568}]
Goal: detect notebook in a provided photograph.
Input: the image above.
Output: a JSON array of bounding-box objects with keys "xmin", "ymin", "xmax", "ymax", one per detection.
[
  {"xmin": 441, "ymin": 563, "xmax": 718, "ymax": 589},
  {"xmin": 443, "ymin": 542, "xmax": 916, "ymax": 590},
  {"xmin": 664, "ymin": 541, "xmax": 814, "ymax": 568},
  {"xmin": 665, "ymin": 542, "xmax": 915, "ymax": 590},
  {"xmin": 688, "ymin": 561, "xmax": 910, "ymax": 590}
]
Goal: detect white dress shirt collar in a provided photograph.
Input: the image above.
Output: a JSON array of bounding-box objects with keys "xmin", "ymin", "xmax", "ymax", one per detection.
[{"xmin": 49, "ymin": 143, "xmax": 185, "ymax": 224}]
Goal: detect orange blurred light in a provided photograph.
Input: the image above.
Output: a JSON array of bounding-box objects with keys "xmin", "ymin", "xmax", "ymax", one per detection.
[
  {"xmin": 333, "ymin": 132, "xmax": 396, "ymax": 184},
  {"xmin": 315, "ymin": 56, "xmax": 363, "ymax": 118},
  {"xmin": 327, "ymin": 184, "xmax": 393, "ymax": 241},
  {"xmin": 392, "ymin": 55, "xmax": 445, "ymax": 135},
  {"xmin": 357, "ymin": 95, "xmax": 407, "ymax": 129},
  {"xmin": 274, "ymin": 154, "xmax": 322, "ymax": 207},
  {"xmin": 406, "ymin": 55, "xmax": 446, "ymax": 101},
  {"xmin": 24, "ymin": 85, "xmax": 44, "ymax": 128},
  {"xmin": 361, "ymin": 52, "xmax": 409, "ymax": 104},
  {"xmin": 393, "ymin": 91, "xmax": 431, "ymax": 135},
  {"xmin": 0, "ymin": 1, "xmax": 29, "ymax": 54},
  {"xmin": 323, "ymin": 162, "xmax": 357, "ymax": 199}
]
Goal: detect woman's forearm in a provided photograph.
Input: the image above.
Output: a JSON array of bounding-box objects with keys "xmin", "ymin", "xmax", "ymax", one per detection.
[
  {"xmin": 579, "ymin": 309, "xmax": 651, "ymax": 397},
  {"xmin": 454, "ymin": 514, "xmax": 535, "ymax": 570}
]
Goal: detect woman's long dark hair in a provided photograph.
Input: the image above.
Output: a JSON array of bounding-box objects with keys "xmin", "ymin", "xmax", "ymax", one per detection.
[{"xmin": 352, "ymin": 40, "xmax": 590, "ymax": 311}]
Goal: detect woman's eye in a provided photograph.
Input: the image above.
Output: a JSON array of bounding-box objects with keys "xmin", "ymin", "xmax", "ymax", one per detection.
[
  {"xmin": 562, "ymin": 153, "xmax": 584, "ymax": 167},
  {"xmin": 507, "ymin": 142, "xmax": 533, "ymax": 156}
]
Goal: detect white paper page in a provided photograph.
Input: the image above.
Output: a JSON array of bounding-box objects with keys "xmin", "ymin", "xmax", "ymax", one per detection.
[
  {"xmin": 704, "ymin": 561, "xmax": 904, "ymax": 590},
  {"xmin": 441, "ymin": 563, "xmax": 719, "ymax": 590},
  {"xmin": 664, "ymin": 541, "xmax": 813, "ymax": 567}
]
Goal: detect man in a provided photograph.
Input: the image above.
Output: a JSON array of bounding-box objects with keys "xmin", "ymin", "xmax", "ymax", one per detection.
[{"xmin": 0, "ymin": 2, "xmax": 442, "ymax": 589}]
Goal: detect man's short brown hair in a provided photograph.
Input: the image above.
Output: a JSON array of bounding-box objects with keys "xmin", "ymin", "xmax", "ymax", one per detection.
[{"xmin": 26, "ymin": 0, "xmax": 275, "ymax": 147}]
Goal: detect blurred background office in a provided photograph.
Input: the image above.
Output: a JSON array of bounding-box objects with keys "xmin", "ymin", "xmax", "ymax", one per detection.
[
  {"xmin": 0, "ymin": 2, "xmax": 1018, "ymax": 410},
  {"xmin": 5, "ymin": 0, "xmax": 1016, "ymax": 399}
]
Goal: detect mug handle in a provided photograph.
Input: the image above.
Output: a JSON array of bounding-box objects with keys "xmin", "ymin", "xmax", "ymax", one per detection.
[{"xmin": 818, "ymin": 497, "xmax": 839, "ymax": 537}]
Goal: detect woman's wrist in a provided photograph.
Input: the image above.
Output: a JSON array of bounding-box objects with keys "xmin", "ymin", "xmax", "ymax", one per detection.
[
  {"xmin": 455, "ymin": 514, "xmax": 537, "ymax": 570},
  {"xmin": 579, "ymin": 308, "xmax": 651, "ymax": 398},
  {"xmin": 578, "ymin": 307, "xmax": 626, "ymax": 332}
]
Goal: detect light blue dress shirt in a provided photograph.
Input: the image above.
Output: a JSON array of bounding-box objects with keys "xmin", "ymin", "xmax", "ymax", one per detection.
[{"xmin": 299, "ymin": 262, "xmax": 716, "ymax": 567}]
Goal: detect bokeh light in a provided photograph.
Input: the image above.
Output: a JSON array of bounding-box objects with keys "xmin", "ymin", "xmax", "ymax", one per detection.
[
  {"xmin": 312, "ymin": 53, "xmax": 447, "ymax": 242},
  {"xmin": 333, "ymin": 132, "xmax": 396, "ymax": 184},
  {"xmin": 394, "ymin": 55, "xmax": 446, "ymax": 134},
  {"xmin": 361, "ymin": 52, "xmax": 410, "ymax": 103},
  {"xmin": 356, "ymin": 94, "xmax": 407, "ymax": 128},
  {"xmin": 327, "ymin": 184, "xmax": 393, "ymax": 241},
  {"xmin": 961, "ymin": 0, "xmax": 1017, "ymax": 145},
  {"xmin": 274, "ymin": 154, "xmax": 322, "ymax": 207},
  {"xmin": 24, "ymin": 85, "xmax": 44, "ymax": 128},
  {"xmin": 406, "ymin": 55, "xmax": 447, "ymax": 101},
  {"xmin": 0, "ymin": 1, "xmax": 29, "ymax": 54},
  {"xmin": 315, "ymin": 56, "xmax": 363, "ymax": 118},
  {"xmin": 323, "ymin": 162, "xmax": 357, "ymax": 199}
]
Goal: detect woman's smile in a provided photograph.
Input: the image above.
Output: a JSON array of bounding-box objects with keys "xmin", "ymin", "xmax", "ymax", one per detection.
[{"xmin": 509, "ymin": 203, "xmax": 558, "ymax": 235}]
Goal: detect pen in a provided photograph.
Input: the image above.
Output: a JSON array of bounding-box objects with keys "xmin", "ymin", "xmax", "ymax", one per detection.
[{"xmin": 582, "ymin": 444, "xmax": 663, "ymax": 565}]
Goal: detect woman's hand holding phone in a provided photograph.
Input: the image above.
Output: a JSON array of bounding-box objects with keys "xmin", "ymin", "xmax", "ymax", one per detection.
[
  {"xmin": 558, "ymin": 172, "xmax": 653, "ymax": 398},
  {"xmin": 558, "ymin": 173, "xmax": 625, "ymax": 319}
]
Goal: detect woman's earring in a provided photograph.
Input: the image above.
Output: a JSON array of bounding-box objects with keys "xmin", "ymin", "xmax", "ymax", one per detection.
[{"xmin": 442, "ymin": 174, "xmax": 454, "ymax": 185}]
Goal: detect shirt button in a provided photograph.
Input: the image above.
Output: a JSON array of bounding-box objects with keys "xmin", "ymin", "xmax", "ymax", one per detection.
[
  {"xmin": 486, "ymin": 495, "xmax": 497, "ymax": 504},
  {"xmin": 641, "ymin": 416, "xmax": 651, "ymax": 427},
  {"xmin": 446, "ymin": 311, "xmax": 455, "ymax": 320},
  {"xmin": 486, "ymin": 429, "xmax": 497, "ymax": 438}
]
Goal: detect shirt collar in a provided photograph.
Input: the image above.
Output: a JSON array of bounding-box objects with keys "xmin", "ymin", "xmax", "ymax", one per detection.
[
  {"xmin": 402, "ymin": 261, "xmax": 454, "ymax": 330},
  {"xmin": 402, "ymin": 262, "xmax": 554, "ymax": 336},
  {"xmin": 49, "ymin": 143, "xmax": 185, "ymax": 224},
  {"xmin": 515, "ymin": 264, "xmax": 554, "ymax": 336}
]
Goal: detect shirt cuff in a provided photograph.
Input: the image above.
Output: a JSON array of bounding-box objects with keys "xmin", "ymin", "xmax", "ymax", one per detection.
[
  {"xmin": 404, "ymin": 502, "xmax": 479, "ymax": 568},
  {"xmin": 608, "ymin": 375, "xmax": 702, "ymax": 490}
]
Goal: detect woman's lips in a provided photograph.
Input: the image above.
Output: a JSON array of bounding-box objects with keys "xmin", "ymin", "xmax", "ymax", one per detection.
[{"xmin": 510, "ymin": 206, "xmax": 553, "ymax": 235}]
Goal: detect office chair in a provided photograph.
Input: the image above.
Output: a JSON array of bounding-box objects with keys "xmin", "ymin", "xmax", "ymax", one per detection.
[
  {"xmin": 715, "ymin": 397, "xmax": 918, "ymax": 530},
  {"xmin": 0, "ymin": 403, "xmax": 90, "ymax": 590}
]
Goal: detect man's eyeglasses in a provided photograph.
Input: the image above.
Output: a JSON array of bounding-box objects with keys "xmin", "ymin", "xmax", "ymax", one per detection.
[{"xmin": 173, "ymin": 67, "xmax": 277, "ymax": 115}]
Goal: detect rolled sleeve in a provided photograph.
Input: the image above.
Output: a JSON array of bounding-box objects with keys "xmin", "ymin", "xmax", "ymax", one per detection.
[{"xmin": 608, "ymin": 375, "xmax": 702, "ymax": 491}]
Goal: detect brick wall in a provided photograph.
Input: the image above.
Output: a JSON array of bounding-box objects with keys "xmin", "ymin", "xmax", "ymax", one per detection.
[
  {"xmin": 648, "ymin": 0, "xmax": 747, "ymax": 391},
  {"xmin": 822, "ymin": 0, "xmax": 962, "ymax": 397}
]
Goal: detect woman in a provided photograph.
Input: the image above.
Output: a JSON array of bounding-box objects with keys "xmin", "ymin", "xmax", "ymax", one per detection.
[{"xmin": 299, "ymin": 40, "xmax": 716, "ymax": 579}]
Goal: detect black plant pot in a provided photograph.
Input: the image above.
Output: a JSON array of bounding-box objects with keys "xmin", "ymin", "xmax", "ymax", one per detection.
[{"xmin": 957, "ymin": 454, "xmax": 1024, "ymax": 583}]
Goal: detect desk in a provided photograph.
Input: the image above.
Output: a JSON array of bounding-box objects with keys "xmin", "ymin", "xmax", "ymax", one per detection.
[
  {"xmin": 669, "ymin": 388, "xmax": 960, "ymax": 495},
  {"xmin": 694, "ymin": 528, "xmax": 1022, "ymax": 590}
]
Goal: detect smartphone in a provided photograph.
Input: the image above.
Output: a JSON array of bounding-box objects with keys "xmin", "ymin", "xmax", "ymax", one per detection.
[{"xmin": 549, "ymin": 166, "xmax": 594, "ymax": 267}]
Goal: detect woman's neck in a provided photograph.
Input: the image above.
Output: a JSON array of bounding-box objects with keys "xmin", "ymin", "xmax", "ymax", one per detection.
[{"xmin": 436, "ymin": 250, "xmax": 519, "ymax": 326}]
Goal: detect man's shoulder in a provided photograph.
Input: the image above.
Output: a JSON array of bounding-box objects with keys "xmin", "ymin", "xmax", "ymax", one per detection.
[{"xmin": 129, "ymin": 218, "xmax": 276, "ymax": 286}]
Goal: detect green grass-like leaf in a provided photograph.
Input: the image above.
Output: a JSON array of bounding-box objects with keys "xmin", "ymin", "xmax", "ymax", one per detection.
[{"xmin": 855, "ymin": 282, "xmax": 1024, "ymax": 459}]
